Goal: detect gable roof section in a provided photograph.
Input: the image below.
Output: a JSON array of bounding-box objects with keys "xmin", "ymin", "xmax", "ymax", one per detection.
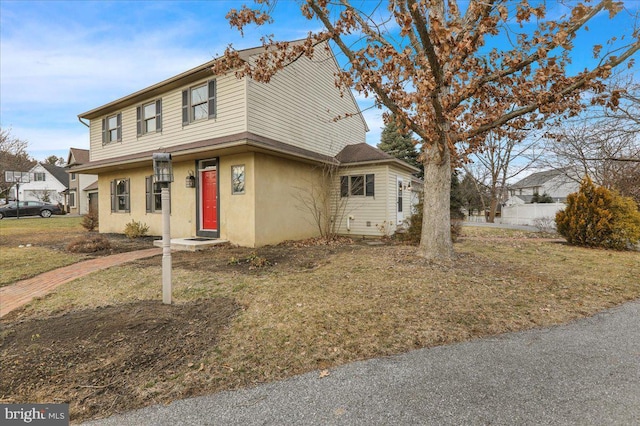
[
  {"xmin": 78, "ymin": 40, "xmax": 330, "ymax": 121},
  {"xmin": 336, "ymin": 143, "xmax": 420, "ymax": 172},
  {"xmin": 40, "ymin": 163, "xmax": 69, "ymax": 187},
  {"xmin": 67, "ymin": 148, "xmax": 90, "ymax": 166}
]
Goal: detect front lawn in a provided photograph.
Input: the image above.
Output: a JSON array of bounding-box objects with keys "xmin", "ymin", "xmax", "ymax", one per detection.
[{"xmin": 1, "ymin": 227, "xmax": 639, "ymax": 423}]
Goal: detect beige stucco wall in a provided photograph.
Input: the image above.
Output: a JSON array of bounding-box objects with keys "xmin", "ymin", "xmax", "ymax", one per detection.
[
  {"xmin": 218, "ymin": 153, "xmax": 256, "ymax": 246},
  {"xmin": 253, "ymin": 154, "xmax": 322, "ymax": 246},
  {"xmin": 98, "ymin": 161, "xmax": 197, "ymax": 238}
]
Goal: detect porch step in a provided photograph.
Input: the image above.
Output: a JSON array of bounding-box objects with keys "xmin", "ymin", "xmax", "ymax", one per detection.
[{"xmin": 153, "ymin": 238, "xmax": 229, "ymax": 252}]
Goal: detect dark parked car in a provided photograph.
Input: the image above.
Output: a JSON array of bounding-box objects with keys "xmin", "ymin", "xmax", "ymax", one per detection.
[{"xmin": 0, "ymin": 201, "xmax": 65, "ymax": 219}]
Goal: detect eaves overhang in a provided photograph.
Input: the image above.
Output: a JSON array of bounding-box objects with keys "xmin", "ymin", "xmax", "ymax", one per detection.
[{"xmin": 67, "ymin": 132, "xmax": 337, "ymax": 175}]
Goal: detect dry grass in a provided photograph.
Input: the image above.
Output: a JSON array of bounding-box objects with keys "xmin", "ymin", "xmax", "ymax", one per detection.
[
  {"xmin": 0, "ymin": 216, "xmax": 156, "ymax": 287},
  {"xmin": 2, "ymin": 225, "xmax": 639, "ymax": 422}
]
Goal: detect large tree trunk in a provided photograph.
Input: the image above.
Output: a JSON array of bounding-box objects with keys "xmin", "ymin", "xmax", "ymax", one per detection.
[{"xmin": 419, "ymin": 143, "xmax": 454, "ymax": 260}]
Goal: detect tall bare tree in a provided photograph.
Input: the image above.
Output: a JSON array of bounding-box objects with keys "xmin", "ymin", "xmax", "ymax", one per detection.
[
  {"xmin": 215, "ymin": 0, "xmax": 639, "ymax": 259},
  {"xmin": 465, "ymin": 130, "xmax": 542, "ymax": 222},
  {"xmin": 0, "ymin": 128, "xmax": 35, "ymax": 200},
  {"xmin": 543, "ymin": 73, "xmax": 640, "ymax": 205}
]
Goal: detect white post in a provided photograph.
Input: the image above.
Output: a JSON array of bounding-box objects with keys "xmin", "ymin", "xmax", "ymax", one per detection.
[{"xmin": 161, "ymin": 187, "xmax": 172, "ymax": 304}]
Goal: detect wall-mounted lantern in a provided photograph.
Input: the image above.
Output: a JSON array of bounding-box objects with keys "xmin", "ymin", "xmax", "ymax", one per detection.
[
  {"xmin": 152, "ymin": 153, "xmax": 173, "ymax": 183},
  {"xmin": 185, "ymin": 171, "xmax": 196, "ymax": 188}
]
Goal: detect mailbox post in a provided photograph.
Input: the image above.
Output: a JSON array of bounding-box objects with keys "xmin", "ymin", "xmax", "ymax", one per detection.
[{"xmin": 152, "ymin": 153, "xmax": 173, "ymax": 304}]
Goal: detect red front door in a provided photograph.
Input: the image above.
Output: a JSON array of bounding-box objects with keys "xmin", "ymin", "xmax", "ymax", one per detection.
[{"xmin": 201, "ymin": 169, "xmax": 218, "ymax": 230}]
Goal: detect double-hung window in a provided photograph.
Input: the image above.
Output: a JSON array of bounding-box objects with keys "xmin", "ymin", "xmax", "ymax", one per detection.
[
  {"xmin": 102, "ymin": 113, "xmax": 122, "ymax": 144},
  {"xmin": 110, "ymin": 178, "xmax": 130, "ymax": 213},
  {"xmin": 182, "ymin": 80, "xmax": 216, "ymax": 125},
  {"xmin": 137, "ymin": 100, "xmax": 162, "ymax": 136},
  {"xmin": 340, "ymin": 174, "xmax": 375, "ymax": 197},
  {"xmin": 145, "ymin": 176, "xmax": 170, "ymax": 213}
]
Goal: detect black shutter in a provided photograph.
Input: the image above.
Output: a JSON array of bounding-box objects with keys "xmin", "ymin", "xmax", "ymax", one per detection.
[
  {"xmin": 124, "ymin": 179, "xmax": 130, "ymax": 213},
  {"xmin": 101, "ymin": 118, "xmax": 106, "ymax": 145},
  {"xmin": 145, "ymin": 176, "xmax": 152, "ymax": 213},
  {"xmin": 156, "ymin": 99, "xmax": 162, "ymax": 131},
  {"xmin": 208, "ymin": 80, "xmax": 217, "ymax": 119},
  {"xmin": 366, "ymin": 174, "xmax": 375, "ymax": 197},
  {"xmin": 110, "ymin": 180, "xmax": 116, "ymax": 212},
  {"xmin": 182, "ymin": 90, "xmax": 189, "ymax": 125},
  {"xmin": 340, "ymin": 176, "xmax": 349, "ymax": 198},
  {"xmin": 116, "ymin": 113, "xmax": 122, "ymax": 141},
  {"xmin": 136, "ymin": 106, "xmax": 142, "ymax": 136}
]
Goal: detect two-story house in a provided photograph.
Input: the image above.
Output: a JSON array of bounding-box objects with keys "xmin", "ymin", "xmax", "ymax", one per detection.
[
  {"xmin": 506, "ymin": 169, "xmax": 579, "ymax": 205},
  {"xmin": 70, "ymin": 41, "xmax": 419, "ymax": 247},
  {"xmin": 12, "ymin": 163, "xmax": 68, "ymax": 205},
  {"xmin": 66, "ymin": 148, "xmax": 98, "ymax": 215}
]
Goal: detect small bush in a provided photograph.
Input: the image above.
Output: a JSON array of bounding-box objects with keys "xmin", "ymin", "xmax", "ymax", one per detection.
[
  {"xmin": 533, "ymin": 217, "xmax": 556, "ymax": 234},
  {"xmin": 397, "ymin": 199, "xmax": 462, "ymax": 244},
  {"xmin": 66, "ymin": 234, "xmax": 112, "ymax": 253},
  {"xmin": 124, "ymin": 220, "xmax": 150, "ymax": 239},
  {"xmin": 556, "ymin": 176, "xmax": 640, "ymax": 250},
  {"xmin": 81, "ymin": 210, "xmax": 99, "ymax": 231}
]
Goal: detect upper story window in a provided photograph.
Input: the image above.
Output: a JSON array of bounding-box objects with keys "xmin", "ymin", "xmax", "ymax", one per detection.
[
  {"xmin": 102, "ymin": 113, "xmax": 122, "ymax": 144},
  {"xmin": 33, "ymin": 172, "xmax": 46, "ymax": 181},
  {"xmin": 182, "ymin": 80, "xmax": 216, "ymax": 125},
  {"xmin": 137, "ymin": 100, "xmax": 162, "ymax": 136},
  {"xmin": 70, "ymin": 172, "xmax": 76, "ymax": 181}
]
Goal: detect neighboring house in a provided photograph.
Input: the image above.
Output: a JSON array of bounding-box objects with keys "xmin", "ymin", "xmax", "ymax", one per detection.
[
  {"xmin": 506, "ymin": 169, "xmax": 579, "ymax": 205},
  {"xmin": 70, "ymin": 41, "xmax": 419, "ymax": 247},
  {"xmin": 12, "ymin": 163, "xmax": 68, "ymax": 205},
  {"xmin": 501, "ymin": 169, "xmax": 580, "ymax": 227},
  {"xmin": 66, "ymin": 148, "xmax": 98, "ymax": 215}
]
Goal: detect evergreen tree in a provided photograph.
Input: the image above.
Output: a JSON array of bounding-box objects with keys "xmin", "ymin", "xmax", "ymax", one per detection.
[
  {"xmin": 556, "ymin": 176, "xmax": 640, "ymax": 250},
  {"xmin": 378, "ymin": 118, "xmax": 423, "ymax": 178}
]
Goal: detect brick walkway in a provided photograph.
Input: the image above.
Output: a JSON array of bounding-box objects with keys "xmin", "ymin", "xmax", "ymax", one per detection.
[{"xmin": 0, "ymin": 248, "xmax": 162, "ymax": 318}]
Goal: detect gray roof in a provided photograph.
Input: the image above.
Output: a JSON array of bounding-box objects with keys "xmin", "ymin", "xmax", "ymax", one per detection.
[
  {"xmin": 40, "ymin": 163, "xmax": 69, "ymax": 187},
  {"xmin": 510, "ymin": 169, "xmax": 566, "ymax": 189},
  {"xmin": 335, "ymin": 143, "xmax": 420, "ymax": 172}
]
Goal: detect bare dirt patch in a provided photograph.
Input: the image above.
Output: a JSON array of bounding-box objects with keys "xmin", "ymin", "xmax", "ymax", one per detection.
[
  {"xmin": 1, "ymin": 299, "xmax": 239, "ymax": 420},
  {"xmin": 1, "ymin": 232, "xmax": 639, "ymax": 424}
]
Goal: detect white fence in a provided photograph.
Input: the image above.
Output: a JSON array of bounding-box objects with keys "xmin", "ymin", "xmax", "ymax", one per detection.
[{"xmin": 500, "ymin": 202, "xmax": 566, "ymax": 227}]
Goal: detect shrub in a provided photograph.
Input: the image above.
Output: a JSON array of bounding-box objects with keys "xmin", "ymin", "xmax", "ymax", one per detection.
[
  {"xmin": 531, "ymin": 193, "xmax": 555, "ymax": 203},
  {"xmin": 556, "ymin": 176, "xmax": 640, "ymax": 250},
  {"xmin": 533, "ymin": 217, "xmax": 556, "ymax": 234},
  {"xmin": 124, "ymin": 220, "xmax": 150, "ymax": 239},
  {"xmin": 66, "ymin": 234, "xmax": 112, "ymax": 253},
  {"xmin": 398, "ymin": 199, "xmax": 462, "ymax": 244},
  {"xmin": 81, "ymin": 210, "xmax": 99, "ymax": 232}
]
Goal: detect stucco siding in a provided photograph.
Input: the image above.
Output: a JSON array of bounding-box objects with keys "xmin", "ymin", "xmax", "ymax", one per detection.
[
  {"xmin": 218, "ymin": 153, "xmax": 256, "ymax": 247},
  {"xmin": 253, "ymin": 154, "xmax": 321, "ymax": 246},
  {"xmin": 89, "ymin": 73, "xmax": 247, "ymax": 162},
  {"xmin": 246, "ymin": 46, "xmax": 367, "ymax": 157},
  {"xmin": 97, "ymin": 162, "xmax": 197, "ymax": 238}
]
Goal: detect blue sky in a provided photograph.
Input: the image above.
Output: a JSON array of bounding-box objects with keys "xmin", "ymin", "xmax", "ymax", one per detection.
[{"xmin": 1, "ymin": 0, "xmax": 638, "ymax": 162}]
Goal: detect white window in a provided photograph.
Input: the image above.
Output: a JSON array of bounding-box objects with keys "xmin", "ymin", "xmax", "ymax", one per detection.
[
  {"xmin": 102, "ymin": 113, "xmax": 122, "ymax": 144},
  {"xmin": 145, "ymin": 176, "xmax": 170, "ymax": 213},
  {"xmin": 110, "ymin": 178, "xmax": 130, "ymax": 213},
  {"xmin": 231, "ymin": 165, "xmax": 245, "ymax": 195},
  {"xmin": 182, "ymin": 80, "xmax": 216, "ymax": 124},
  {"xmin": 137, "ymin": 100, "xmax": 162, "ymax": 136}
]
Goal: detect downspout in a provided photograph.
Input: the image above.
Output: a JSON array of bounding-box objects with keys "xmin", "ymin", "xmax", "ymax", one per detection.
[{"xmin": 78, "ymin": 117, "xmax": 90, "ymax": 128}]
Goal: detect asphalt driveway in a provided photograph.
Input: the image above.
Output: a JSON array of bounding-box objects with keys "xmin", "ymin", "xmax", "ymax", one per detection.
[{"xmin": 84, "ymin": 299, "xmax": 640, "ymax": 425}]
